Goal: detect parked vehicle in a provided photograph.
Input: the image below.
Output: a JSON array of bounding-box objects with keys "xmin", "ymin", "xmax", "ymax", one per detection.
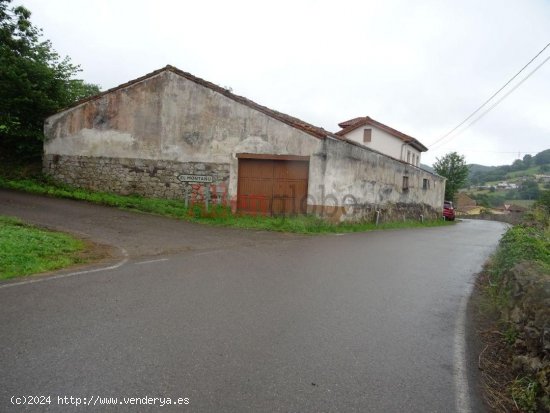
[{"xmin": 443, "ymin": 201, "xmax": 455, "ymax": 221}]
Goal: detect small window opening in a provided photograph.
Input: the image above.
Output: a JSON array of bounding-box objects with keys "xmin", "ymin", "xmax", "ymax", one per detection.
[{"xmin": 363, "ymin": 129, "xmax": 372, "ymax": 143}]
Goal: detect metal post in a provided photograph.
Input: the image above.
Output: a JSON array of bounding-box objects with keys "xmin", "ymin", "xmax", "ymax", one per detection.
[
  {"xmin": 184, "ymin": 184, "xmax": 189, "ymax": 208},
  {"xmin": 204, "ymin": 185, "xmax": 210, "ymax": 211},
  {"xmin": 376, "ymin": 210, "xmax": 380, "ymax": 226}
]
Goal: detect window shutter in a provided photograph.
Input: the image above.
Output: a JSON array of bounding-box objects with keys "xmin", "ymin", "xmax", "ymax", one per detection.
[{"xmin": 363, "ymin": 129, "xmax": 372, "ymax": 143}]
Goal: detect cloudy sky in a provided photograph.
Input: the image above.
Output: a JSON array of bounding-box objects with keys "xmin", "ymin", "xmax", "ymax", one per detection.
[{"xmin": 20, "ymin": 0, "xmax": 550, "ymax": 166}]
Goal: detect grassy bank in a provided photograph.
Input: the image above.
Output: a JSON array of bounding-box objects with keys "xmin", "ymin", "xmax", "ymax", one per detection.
[
  {"xmin": 476, "ymin": 205, "xmax": 549, "ymax": 412},
  {"xmin": 0, "ymin": 176, "xmax": 452, "ymax": 234},
  {"xmin": 0, "ymin": 216, "xmax": 86, "ymax": 280}
]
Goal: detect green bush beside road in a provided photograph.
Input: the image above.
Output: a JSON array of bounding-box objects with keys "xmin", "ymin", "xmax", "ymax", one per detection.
[{"xmin": 477, "ymin": 204, "xmax": 549, "ymax": 412}]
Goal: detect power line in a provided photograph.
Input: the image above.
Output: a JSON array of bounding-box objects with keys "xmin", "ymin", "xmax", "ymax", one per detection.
[
  {"xmin": 452, "ymin": 55, "xmax": 549, "ymax": 133},
  {"xmin": 428, "ymin": 41, "xmax": 550, "ymax": 148},
  {"xmin": 430, "ymin": 53, "xmax": 550, "ymax": 150},
  {"xmin": 461, "ymin": 150, "xmax": 545, "ymax": 154}
]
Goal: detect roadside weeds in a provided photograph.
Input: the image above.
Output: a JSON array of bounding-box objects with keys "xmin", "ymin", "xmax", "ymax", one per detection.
[
  {"xmin": 0, "ymin": 215, "xmax": 112, "ymax": 280},
  {"xmin": 0, "ymin": 176, "xmax": 454, "ymax": 234},
  {"xmin": 473, "ymin": 207, "xmax": 549, "ymax": 413}
]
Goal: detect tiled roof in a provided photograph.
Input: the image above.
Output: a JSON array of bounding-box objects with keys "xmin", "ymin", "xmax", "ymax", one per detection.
[
  {"xmin": 336, "ymin": 116, "xmax": 428, "ymax": 152},
  {"xmin": 337, "ymin": 117, "xmax": 365, "ymax": 129},
  {"xmin": 56, "ymin": 65, "xmax": 339, "ymax": 140}
]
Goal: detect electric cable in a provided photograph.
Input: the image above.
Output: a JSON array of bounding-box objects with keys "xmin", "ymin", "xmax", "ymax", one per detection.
[{"xmin": 428, "ymin": 41, "xmax": 550, "ymax": 148}]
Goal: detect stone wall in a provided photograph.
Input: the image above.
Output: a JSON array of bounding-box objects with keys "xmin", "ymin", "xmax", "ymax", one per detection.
[
  {"xmin": 307, "ymin": 201, "xmax": 441, "ymax": 223},
  {"xmin": 44, "ymin": 154, "xmax": 229, "ymax": 200},
  {"xmin": 308, "ymin": 138, "xmax": 445, "ymax": 222}
]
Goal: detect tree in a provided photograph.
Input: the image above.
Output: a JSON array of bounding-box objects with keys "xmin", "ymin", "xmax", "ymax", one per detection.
[
  {"xmin": 518, "ymin": 179, "xmax": 540, "ymax": 200},
  {"xmin": 433, "ymin": 152, "xmax": 469, "ymax": 202},
  {"xmin": 0, "ymin": 0, "xmax": 100, "ymax": 159},
  {"xmin": 534, "ymin": 149, "xmax": 550, "ymax": 166},
  {"xmin": 522, "ymin": 154, "xmax": 533, "ymax": 168},
  {"xmin": 535, "ymin": 190, "xmax": 550, "ymax": 213},
  {"xmin": 511, "ymin": 158, "xmax": 524, "ymax": 171}
]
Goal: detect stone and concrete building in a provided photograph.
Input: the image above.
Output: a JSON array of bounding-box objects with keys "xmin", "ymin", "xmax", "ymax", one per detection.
[{"xmin": 43, "ymin": 65, "xmax": 445, "ymax": 222}]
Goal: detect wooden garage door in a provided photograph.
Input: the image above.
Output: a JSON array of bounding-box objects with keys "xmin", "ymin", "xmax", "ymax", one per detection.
[{"xmin": 238, "ymin": 158, "xmax": 309, "ymax": 216}]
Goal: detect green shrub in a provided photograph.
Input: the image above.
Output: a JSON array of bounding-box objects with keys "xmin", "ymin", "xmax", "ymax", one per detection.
[
  {"xmin": 490, "ymin": 225, "xmax": 550, "ymax": 282},
  {"xmin": 511, "ymin": 377, "xmax": 538, "ymax": 413}
]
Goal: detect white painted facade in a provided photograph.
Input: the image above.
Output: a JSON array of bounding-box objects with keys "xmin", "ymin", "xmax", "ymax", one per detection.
[{"xmin": 341, "ymin": 126, "xmax": 422, "ymax": 166}]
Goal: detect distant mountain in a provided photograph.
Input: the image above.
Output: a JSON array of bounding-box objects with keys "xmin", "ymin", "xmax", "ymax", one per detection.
[
  {"xmin": 469, "ymin": 164, "xmax": 496, "ymax": 173},
  {"xmin": 467, "ymin": 149, "xmax": 550, "ymax": 186}
]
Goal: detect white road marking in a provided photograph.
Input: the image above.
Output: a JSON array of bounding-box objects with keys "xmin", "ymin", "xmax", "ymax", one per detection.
[
  {"xmin": 134, "ymin": 258, "xmax": 169, "ymax": 265},
  {"xmin": 453, "ymin": 284, "xmax": 473, "ymax": 413},
  {"xmin": 0, "ymin": 249, "xmax": 129, "ymax": 290},
  {"xmin": 193, "ymin": 250, "xmax": 222, "ymax": 256}
]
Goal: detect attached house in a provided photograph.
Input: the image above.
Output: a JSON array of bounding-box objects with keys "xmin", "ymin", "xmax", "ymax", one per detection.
[
  {"xmin": 336, "ymin": 116, "xmax": 427, "ymax": 167},
  {"xmin": 43, "ymin": 65, "xmax": 445, "ymax": 222}
]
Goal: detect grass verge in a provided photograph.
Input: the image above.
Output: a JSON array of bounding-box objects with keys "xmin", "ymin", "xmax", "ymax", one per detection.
[
  {"xmin": 0, "ymin": 215, "xmax": 87, "ymax": 280},
  {"xmin": 0, "ymin": 176, "xmax": 453, "ymax": 234},
  {"xmin": 474, "ymin": 206, "xmax": 549, "ymax": 412}
]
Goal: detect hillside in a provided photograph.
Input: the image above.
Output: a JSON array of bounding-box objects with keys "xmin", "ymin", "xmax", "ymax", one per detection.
[
  {"xmin": 468, "ymin": 149, "xmax": 550, "ymax": 185},
  {"xmin": 460, "ymin": 148, "xmax": 550, "ymax": 208}
]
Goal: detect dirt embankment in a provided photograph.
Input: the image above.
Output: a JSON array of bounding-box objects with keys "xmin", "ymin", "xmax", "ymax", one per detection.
[{"xmin": 474, "ymin": 226, "xmax": 549, "ymax": 412}]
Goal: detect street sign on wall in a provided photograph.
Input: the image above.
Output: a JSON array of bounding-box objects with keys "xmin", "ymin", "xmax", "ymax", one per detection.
[{"xmin": 177, "ymin": 174, "xmax": 213, "ymax": 183}]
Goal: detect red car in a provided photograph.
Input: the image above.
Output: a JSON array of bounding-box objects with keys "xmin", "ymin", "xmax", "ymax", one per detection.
[{"xmin": 443, "ymin": 201, "xmax": 455, "ymax": 221}]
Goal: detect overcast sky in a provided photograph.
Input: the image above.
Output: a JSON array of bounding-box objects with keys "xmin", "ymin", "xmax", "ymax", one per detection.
[{"xmin": 20, "ymin": 0, "xmax": 550, "ymax": 166}]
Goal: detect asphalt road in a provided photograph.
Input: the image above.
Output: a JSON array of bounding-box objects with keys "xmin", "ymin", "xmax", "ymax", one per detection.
[{"xmin": 0, "ymin": 189, "xmax": 507, "ymax": 412}]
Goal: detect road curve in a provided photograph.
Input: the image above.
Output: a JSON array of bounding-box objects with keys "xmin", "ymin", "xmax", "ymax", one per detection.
[{"xmin": 0, "ymin": 189, "xmax": 506, "ymax": 412}]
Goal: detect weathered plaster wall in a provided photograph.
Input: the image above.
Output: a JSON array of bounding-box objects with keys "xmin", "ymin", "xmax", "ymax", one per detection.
[
  {"xmin": 44, "ymin": 71, "xmax": 322, "ymax": 200},
  {"xmin": 44, "ymin": 74, "xmax": 164, "ymax": 159},
  {"xmin": 158, "ymin": 71, "xmax": 321, "ymax": 198},
  {"xmin": 309, "ymin": 138, "xmax": 445, "ymax": 222}
]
